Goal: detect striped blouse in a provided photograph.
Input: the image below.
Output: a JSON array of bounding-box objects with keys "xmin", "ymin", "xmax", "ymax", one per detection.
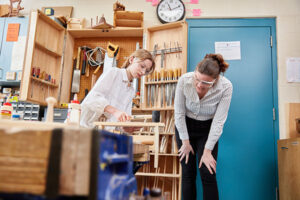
[{"xmin": 174, "ymin": 72, "xmax": 233, "ymax": 150}]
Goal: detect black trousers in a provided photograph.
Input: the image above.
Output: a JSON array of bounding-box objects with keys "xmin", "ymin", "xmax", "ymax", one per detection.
[{"xmin": 175, "ymin": 116, "xmax": 219, "ymax": 200}]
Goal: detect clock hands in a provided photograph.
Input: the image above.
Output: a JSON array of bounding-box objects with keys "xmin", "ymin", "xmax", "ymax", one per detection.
[
  {"xmin": 167, "ymin": 3, "xmax": 172, "ymax": 10},
  {"xmin": 170, "ymin": 5, "xmax": 181, "ymax": 10}
]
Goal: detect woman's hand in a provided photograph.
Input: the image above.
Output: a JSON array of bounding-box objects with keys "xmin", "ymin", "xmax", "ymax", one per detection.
[
  {"xmin": 111, "ymin": 109, "xmax": 131, "ymax": 122},
  {"xmin": 122, "ymin": 126, "xmax": 141, "ymax": 133},
  {"xmin": 178, "ymin": 140, "xmax": 194, "ymax": 164},
  {"xmin": 199, "ymin": 148, "xmax": 217, "ymax": 174}
]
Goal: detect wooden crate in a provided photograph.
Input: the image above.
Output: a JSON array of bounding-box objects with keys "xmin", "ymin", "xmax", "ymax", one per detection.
[
  {"xmin": 114, "ymin": 11, "xmax": 143, "ymax": 28},
  {"xmin": 278, "ymin": 137, "xmax": 300, "ymax": 200},
  {"xmin": 20, "ymin": 10, "xmax": 143, "ymax": 105},
  {"xmin": 0, "ymin": 121, "xmax": 93, "ymax": 196},
  {"xmin": 142, "ymin": 21, "xmax": 187, "ymax": 110}
]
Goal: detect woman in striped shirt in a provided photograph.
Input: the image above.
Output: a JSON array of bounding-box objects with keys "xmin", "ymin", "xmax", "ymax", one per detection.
[{"xmin": 174, "ymin": 54, "xmax": 233, "ymax": 200}]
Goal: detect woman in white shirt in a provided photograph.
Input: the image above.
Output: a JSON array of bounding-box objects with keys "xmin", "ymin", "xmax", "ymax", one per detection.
[
  {"xmin": 80, "ymin": 49, "xmax": 155, "ymax": 128},
  {"xmin": 174, "ymin": 54, "xmax": 233, "ymax": 200}
]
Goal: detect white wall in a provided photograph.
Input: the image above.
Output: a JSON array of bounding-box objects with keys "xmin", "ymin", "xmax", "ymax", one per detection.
[{"xmin": 1, "ymin": 0, "xmax": 300, "ymax": 139}]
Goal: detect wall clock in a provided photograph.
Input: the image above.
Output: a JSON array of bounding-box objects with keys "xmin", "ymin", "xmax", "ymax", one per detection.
[{"xmin": 156, "ymin": 0, "xmax": 185, "ymax": 24}]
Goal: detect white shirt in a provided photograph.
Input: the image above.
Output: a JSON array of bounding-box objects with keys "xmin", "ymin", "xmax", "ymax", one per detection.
[
  {"xmin": 174, "ymin": 72, "xmax": 233, "ymax": 150},
  {"xmin": 80, "ymin": 68, "xmax": 135, "ymax": 128}
]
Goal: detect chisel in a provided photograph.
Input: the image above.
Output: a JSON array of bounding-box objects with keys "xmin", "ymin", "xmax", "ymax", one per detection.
[{"xmin": 160, "ymin": 69, "xmax": 164, "ymax": 108}]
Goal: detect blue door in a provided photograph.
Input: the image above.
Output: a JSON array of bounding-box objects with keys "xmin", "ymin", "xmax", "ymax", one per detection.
[{"xmin": 187, "ymin": 19, "xmax": 279, "ymax": 200}]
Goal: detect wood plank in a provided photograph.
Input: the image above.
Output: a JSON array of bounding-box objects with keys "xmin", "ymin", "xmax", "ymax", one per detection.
[
  {"xmin": 285, "ymin": 103, "xmax": 300, "ymax": 138},
  {"xmin": 115, "ymin": 19, "xmax": 142, "ymax": 27},
  {"xmin": 115, "ymin": 11, "xmax": 143, "ymax": 20},
  {"xmin": 59, "ymin": 128, "xmax": 78, "ymax": 195},
  {"xmin": 74, "ymin": 129, "xmax": 91, "ymax": 195},
  {"xmin": 0, "ymin": 130, "xmax": 52, "ymax": 158},
  {"xmin": 94, "ymin": 122, "xmax": 164, "ymax": 127},
  {"xmin": 20, "ymin": 10, "xmax": 38, "ymax": 102},
  {"xmin": 135, "ymin": 172, "xmax": 180, "ymax": 178},
  {"xmin": 37, "ymin": 10, "xmax": 65, "ymax": 31},
  {"xmin": 35, "ymin": 41, "xmax": 62, "ymax": 57},
  {"xmin": 0, "ymin": 156, "xmax": 47, "ymax": 168},
  {"xmin": 133, "ymin": 143, "xmax": 149, "ymax": 154},
  {"xmin": 68, "ymin": 28, "xmax": 143, "ymax": 38},
  {"xmin": 278, "ymin": 138, "xmax": 300, "ymax": 199},
  {"xmin": 58, "ymin": 32, "xmax": 74, "ymax": 104},
  {"xmin": 0, "ymin": 169, "xmax": 46, "ymax": 185},
  {"xmin": 0, "ymin": 183, "xmax": 45, "ymax": 194}
]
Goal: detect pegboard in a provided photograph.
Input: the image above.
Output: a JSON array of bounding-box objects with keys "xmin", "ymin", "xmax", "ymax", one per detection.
[{"xmin": 73, "ymin": 37, "xmax": 143, "ymax": 101}]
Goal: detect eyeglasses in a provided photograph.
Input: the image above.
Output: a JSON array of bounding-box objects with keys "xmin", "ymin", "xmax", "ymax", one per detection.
[{"xmin": 194, "ymin": 76, "xmax": 215, "ymax": 88}]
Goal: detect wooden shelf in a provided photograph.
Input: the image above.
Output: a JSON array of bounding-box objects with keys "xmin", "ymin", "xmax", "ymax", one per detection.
[
  {"xmin": 35, "ymin": 41, "xmax": 62, "ymax": 57},
  {"xmin": 68, "ymin": 27, "xmax": 144, "ymax": 38},
  {"xmin": 145, "ymin": 80, "xmax": 178, "ymax": 85},
  {"xmin": 141, "ymin": 107, "xmax": 174, "ymax": 111},
  {"xmin": 135, "ymin": 172, "xmax": 180, "ymax": 178},
  {"xmin": 31, "ymin": 77, "xmax": 58, "ymax": 88},
  {"xmin": 150, "ymin": 153, "xmax": 178, "ymax": 156}
]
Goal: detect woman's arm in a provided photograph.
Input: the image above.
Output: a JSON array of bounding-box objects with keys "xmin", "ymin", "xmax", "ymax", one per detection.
[
  {"xmin": 80, "ymin": 69, "xmax": 118, "ymax": 127},
  {"xmin": 174, "ymin": 76, "xmax": 195, "ymax": 163},
  {"xmin": 205, "ymin": 82, "xmax": 233, "ymax": 150},
  {"xmin": 174, "ymin": 77, "xmax": 189, "ymax": 140}
]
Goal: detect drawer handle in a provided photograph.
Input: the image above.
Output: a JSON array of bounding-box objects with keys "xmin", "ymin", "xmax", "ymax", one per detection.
[{"xmin": 281, "ymin": 147, "xmax": 288, "ymax": 150}]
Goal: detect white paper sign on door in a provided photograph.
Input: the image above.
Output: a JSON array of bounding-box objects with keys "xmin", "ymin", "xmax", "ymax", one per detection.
[
  {"xmin": 286, "ymin": 57, "xmax": 300, "ymax": 82},
  {"xmin": 215, "ymin": 41, "xmax": 241, "ymax": 60}
]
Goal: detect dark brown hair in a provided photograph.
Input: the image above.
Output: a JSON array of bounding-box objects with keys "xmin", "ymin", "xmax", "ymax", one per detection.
[
  {"xmin": 121, "ymin": 49, "xmax": 156, "ymax": 73},
  {"xmin": 196, "ymin": 53, "xmax": 229, "ymax": 78}
]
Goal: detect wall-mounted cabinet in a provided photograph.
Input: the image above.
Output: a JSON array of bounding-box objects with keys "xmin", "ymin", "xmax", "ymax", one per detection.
[{"xmin": 0, "ymin": 17, "xmax": 29, "ymax": 86}]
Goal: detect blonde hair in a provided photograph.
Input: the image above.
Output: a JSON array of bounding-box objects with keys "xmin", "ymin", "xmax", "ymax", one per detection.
[{"xmin": 121, "ymin": 49, "xmax": 156, "ymax": 73}]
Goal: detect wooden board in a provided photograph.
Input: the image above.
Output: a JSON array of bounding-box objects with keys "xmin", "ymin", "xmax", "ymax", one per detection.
[
  {"xmin": 60, "ymin": 128, "xmax": 92, "ymax": 195},
  {"xmin": 114, "ymin": 11, "xmax": 143, "ymax": 28},
  {"xmin": 278, "ymin": 138, "xmax": 300, "ymax": 200},
  {"xmin": 285, "ymin": 103, "xmax": 300, "ymax": 138},
  {"xmin": 0, "ymin": 5, "xmax": 9, "ymax": 17},
  {"xmin": 0, "ymin": 129, "xmax": 52, "ymax": 195}
]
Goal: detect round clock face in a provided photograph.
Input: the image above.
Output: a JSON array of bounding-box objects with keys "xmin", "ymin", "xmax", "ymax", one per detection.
[{"xmin": 157, "ymin": 0, "xmax": 185, "ymax": 24}]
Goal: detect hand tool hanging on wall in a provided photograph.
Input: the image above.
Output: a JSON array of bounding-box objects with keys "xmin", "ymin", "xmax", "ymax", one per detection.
[
  {"xmin": 107, "ymin": 42, "xmax": 120, "ymax": 68},
  {"xmin": 91, "ymin": 48, "xmax": 105, "ymax": 88},
  {"xmin": 156, "ymin": 71, "xmax": 160, "ymax": 107},
  {"xmin": 81, "ymin": 46, "xmax": 88, "ymax": 75},
  {"xmin": 150, "ymin": 72, "xmax": 155, "ymax": 107},
  {"xmin": 133, "ymin": 42, "xmax": 140, "ymax": 93},
  {"xmin": 147, "ymin": 75, "xmax": 151, "ymax": 106},
  {"xmin": 104, "ymin": 42, "xmax": 119, "ymax": 74},
  {"xmin": 160, "ymin": 69, "xmax": 164, "ymax": 107},
  {"xmin": 71, "ymin": 47, "xmax": 81, "ymax": 93}
]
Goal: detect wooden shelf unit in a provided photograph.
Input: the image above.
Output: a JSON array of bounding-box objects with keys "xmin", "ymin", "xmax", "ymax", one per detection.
[{"xmin": 31, "ymin": 77, "xmax": 58, "ymax": 88}]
